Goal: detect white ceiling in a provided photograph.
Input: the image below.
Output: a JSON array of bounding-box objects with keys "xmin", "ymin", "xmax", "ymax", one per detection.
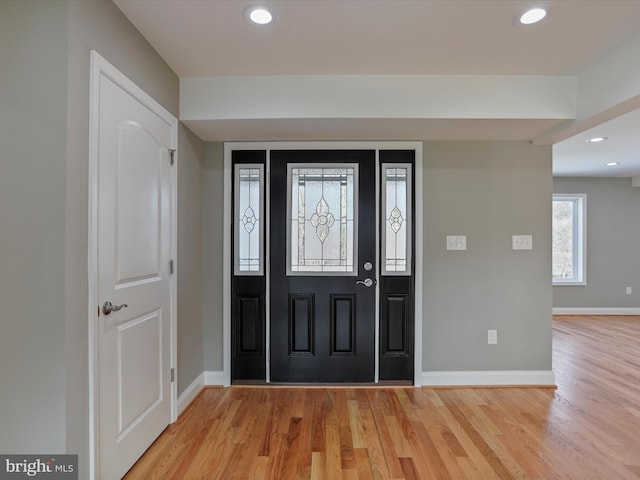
[
  {"xmin": 114, "ymin": 0, "xmax": 640, "ymax": 177},
  {"xmin": 554, "ymin": 107, "xmax": 640, "ymax": 177}
]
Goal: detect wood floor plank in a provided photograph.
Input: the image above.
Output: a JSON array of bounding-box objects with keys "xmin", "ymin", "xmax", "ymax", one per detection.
[
  {"xmin": 124, "ymin": 315, "xmax": 640, "ymax": 479},
  {"xmin": 248, "ymin": 456, "xmax": 269, "ymax": 480},
  {"xmin": 433, "ymin": 396, "xmax": 499, "ymax": 479},
  {"xmin": 346, "ymin": 399, "xmax": 366, "ymax": 448},
  {"xmin": 358, "ymin": 399, "xmax": 396, "ymax": 479},
  {"xmin": 399, "ymin": 457, "xmax": 419, "ymax": 480},
  {"xmin": 295, "ymin": 391, "xmax": 315, "ymax": 476},
  {"xmin": 277, "ymin": 417, "xmax": 303, "ymax": 480},
  {"xmin": 311, "ymin": 391, "xmax": 328, "ymax": 454},
  {"xmin": 367, "ymin": 390, "xmax": 408, "ymax": 478},
  {"xmin": 309, "ymin": 451, "xmax": 325, "ymax": 480},
  {"xmin": 263, "ymin": 432, "xmax": 287, "ymax": 480},
  {"xmin": 323, "ymin": 418, "xmax": 342, "ymax": 479},
  {"xmin": 408, "ymin": 416, "xmax": 459, "ymax": 480},
  {"xmin": 352, "ymin": 448, "xmax": 372, "ymax": 480}
]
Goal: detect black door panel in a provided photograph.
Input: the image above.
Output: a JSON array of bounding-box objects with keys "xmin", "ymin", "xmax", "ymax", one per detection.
[{"xmin": 270, "ymin": 150, "xmax": 376, "ymax": 383}]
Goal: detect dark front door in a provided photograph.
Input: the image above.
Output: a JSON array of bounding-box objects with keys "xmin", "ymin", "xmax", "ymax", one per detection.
[{"xmin": 270, "ymin": 150, "xmax": 376, "ymax": 383}]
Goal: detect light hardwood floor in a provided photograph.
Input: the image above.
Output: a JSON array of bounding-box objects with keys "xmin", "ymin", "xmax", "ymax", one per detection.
[{"xmin": 124, "ymin": 315, "xmax": 640, "ymax": 479}]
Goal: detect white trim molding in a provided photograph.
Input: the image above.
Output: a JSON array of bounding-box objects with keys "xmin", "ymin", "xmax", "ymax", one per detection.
[
  {"xmin": 205, "ymin": 371, "xmax": 226, "ymax": 386},
  {"xmin": 553, "ymin": 308, "xmax": 640, "ymax": 315},
  {"xmin": 422, "ymin": 370, "xmax": 556, "ymax": 387},
  {"xmin": 177, "ymin": 373, "xmax": 205, "ymax": 415},
  {"xmin": 552, "ymin": 193, "xmax": 586, "ymax": 286},
  {"xmin": 177, "ymin": 371, "xmax": 226, "ymax": 416},
  {"xmin": 88, "ymin": 50, "xmax": 178, "ymax": 480}
]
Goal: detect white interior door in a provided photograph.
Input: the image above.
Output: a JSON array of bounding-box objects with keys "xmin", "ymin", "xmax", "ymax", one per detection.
[{"xmin": 91, "ymin": 52, "xmax": 176, "ymax": 480}]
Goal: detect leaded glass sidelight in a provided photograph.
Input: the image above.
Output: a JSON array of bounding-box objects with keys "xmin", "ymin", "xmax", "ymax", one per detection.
[
  {"xmin": 234, "ymin": 164, "xmax": 264, "ymax": 275},
  {"xmin": 287, "ymin": 164, "xmax": 358, "ymax": 274},
  {"xmin": 382, "ymin": 164, "xmax": 412, "ymax": 275}
]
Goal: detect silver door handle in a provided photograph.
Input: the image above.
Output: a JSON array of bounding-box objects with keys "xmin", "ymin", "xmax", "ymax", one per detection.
[
  {"xmin": 356, "ymin": 278, "xmax": 374, "ymax": 288},
  {"xmin": 102, "ymin": 301, "xmax": 128, "ymax": 316}
]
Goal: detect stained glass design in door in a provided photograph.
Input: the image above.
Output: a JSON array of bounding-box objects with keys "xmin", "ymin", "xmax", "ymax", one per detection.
[
  {"xmin": 234, "ymin": 164, "xmax": 263, "ymax": 275},
  {"xmin": 381, "ymin": 164, "xmax": 412, "ymax": 275},
  {"xmin": 288, "ymin": 165, "xmax": 357, "ymax": 274}
]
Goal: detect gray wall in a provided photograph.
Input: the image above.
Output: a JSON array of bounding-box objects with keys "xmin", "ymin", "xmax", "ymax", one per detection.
[
  {"xmin": 0, "ymin": 0, "xmax": 68, "ymax": 453},
  {"xmin": 196, "ymin": 141, "xmax": 555, "ymax": 374},
  {"xmin": 422, "ymin": 141, "xmax": 553, "ymax": 371},
  {"xmin": 1, "ymin": 1, "xmax": 189, "ymax": 478},
  {"xmin": 177, "ymin": 126, "xmax": 205, "ymax": 393},
  {"xmin": 202, "ymin": 143, "xmax": 225, "ymax": 372},
  {"xmin": 66, "ymin": 2, "xmax": 179, "ymax": 476},
  {"xmin": 553, "ymin": 177, "xmax": 640, "ymax": 308}
]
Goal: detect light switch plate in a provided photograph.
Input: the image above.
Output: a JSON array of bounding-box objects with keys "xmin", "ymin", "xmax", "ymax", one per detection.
[
  {"xmin": 512, "ymin": 235, "xmax": 533, "ymax": 250},
  {"xmin": 447, "ymin": 235, "xmax": 467, "ymax": 251}
]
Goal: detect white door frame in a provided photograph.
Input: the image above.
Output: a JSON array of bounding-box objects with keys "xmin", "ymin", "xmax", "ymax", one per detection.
[
  {"xmin": 222, "ymin": 141, "xmax": 423, "ymax": 387},
  {"xmin": 87, "ymin": 50, "xmax": 178, "ymax": 480}
]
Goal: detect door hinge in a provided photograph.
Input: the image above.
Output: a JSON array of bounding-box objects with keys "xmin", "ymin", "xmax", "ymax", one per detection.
[
  {"xmin": 170, "ymin": 259, "xmax": 174, "ymax": 274},
  {"xmin": 170, "ymin": 367, "xmax": 175, "ymax": 383},
  {"xmin": 168, "ymin": 148, "xmax": 176, "ymax": 166}
]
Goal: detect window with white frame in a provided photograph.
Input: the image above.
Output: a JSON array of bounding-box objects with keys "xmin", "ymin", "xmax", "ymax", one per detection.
[{"xmin": 552, "ymin": 194, "xmax": 586, "ymax": 285}]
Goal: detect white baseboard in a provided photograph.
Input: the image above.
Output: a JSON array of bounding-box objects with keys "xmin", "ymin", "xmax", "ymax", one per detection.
[
  {"xmin": 177, "ymin": 371, "xmax": 226, "ymax": 416},
  {"xmin": 181, "ymin": 370, "xmax": 556, "ymax": 401},
  {"xmin": 205, "ymin": 370, "xmax": 226, "ymax": 386},
  {"xmin": 421, "ymin": 370, "xmax": 556, "ymax": 387},
  {"xmin": 177, "ymin": 372, "xmax": 205, "ymax": 415},
  {"xmin": 553, "ymin": 308, "xmax": 640, "ymax": 315}
]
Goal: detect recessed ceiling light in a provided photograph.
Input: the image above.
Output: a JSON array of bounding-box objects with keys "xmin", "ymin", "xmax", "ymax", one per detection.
[
  {"xmin": 519, "ymin": 8, "xmax": 547, "ymax": 25},
  {"xmin": 587, "ymin": 136, "xmax": 608, "ymax": 143},
  {"xmin": 245, "ymin": 6, "xmax": 275, "ymax": 25},
  {"xmin": 606, "ymin": 162, "xmax": 620, "ymax": 167}
]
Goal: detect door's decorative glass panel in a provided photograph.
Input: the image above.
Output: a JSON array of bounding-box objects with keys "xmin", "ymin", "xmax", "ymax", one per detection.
[
  {"xmin": 310, "ymin": 197, "xmax": 335, "ymax": 242},
  {"xmin": 288, "ymin": 164, "xmax": 357, "ymax": 274},
  {"xmin": 234, "ymin": 164, "xmax": 264, "ymax": 275},
  {"xmin": 382, "ymin": 164, "xmax": 412, "ymax": 275}
]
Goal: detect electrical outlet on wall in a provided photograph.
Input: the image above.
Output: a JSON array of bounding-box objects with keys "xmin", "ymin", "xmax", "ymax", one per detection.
[
  {"xmin": 487, "ymin": 329, "xmax": 498, "ymax": 345},
  {"xmin": 626, "ymin": 287, "xmax": 633, "ymax": 295}
]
